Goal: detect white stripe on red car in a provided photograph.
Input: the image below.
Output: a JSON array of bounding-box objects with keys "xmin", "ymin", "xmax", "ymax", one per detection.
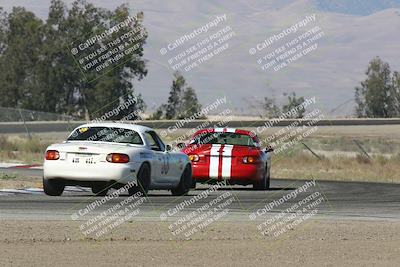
[
  {"xmin": 207, "ymin": 144, "xmax": 234, "ymax": 179},
  {"xmin": 209, "ymin": 144, "xmax": 221, "ymax": 178},
  {"xmin": 221, "ymin": 145, "xmax": 233, "ymax": 179},
  {"xmin": 214, "ymin": 128, "xmax": 236, "ymax": 133}
]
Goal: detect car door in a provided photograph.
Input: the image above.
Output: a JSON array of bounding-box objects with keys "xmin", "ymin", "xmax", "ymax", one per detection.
[
  {"xmin": 144, "ymin": 131, "xmax": 175, "ymax": 185},
  {"xmin": 153, "ymin": 131, "xmax": 182, "ymax": 184}
]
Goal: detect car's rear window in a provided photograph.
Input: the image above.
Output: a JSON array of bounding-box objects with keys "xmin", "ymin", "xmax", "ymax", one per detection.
[
  {"xmin": 67, "ymin": 127, "xmax": 143, "ymax": 145},
  {"xmin": 193, "ymin": 132, "xmax": 258, "ymax": 147}
]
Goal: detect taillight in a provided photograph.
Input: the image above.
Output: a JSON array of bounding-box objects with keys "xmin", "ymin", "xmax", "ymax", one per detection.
[
  {"xmin": 45, "ymin": 150, "xmax": 60, "ymax": 160},
  {"xmin": 243, "ymin": 156, "xmax": 257, "ymax": 164},
  {"xmin": 188, "ymin": 154, "xmax": 200, "ymax": 162},
  {"xmin": 106, "ymin": 153, "xmax": 129, "ymax": 163}
]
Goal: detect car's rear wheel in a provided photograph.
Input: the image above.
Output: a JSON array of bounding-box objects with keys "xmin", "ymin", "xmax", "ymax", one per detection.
[
  {"xmin": 91, "ymin": 184, "xmax": 109, "ymax": 196},
  {"xmin": 43, "ymin": 178, "xmax": 65, "ymax": 196},
  {"xmin": 128, "ymin": 163, "xmax": 150, "ymax": 196},
  {"xmin": 171, "ymin": 164, "xmax": 192, "ymax": 196}
]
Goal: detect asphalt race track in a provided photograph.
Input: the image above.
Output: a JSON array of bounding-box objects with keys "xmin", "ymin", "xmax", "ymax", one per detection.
[{"xmin": 0, "ymin": 167, "xmax": 399, "ymax": 221}]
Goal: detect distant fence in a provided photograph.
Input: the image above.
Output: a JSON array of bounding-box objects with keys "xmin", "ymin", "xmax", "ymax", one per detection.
[
  {"xmin": 1, "ymin": 119, "xmax": 400, "ymax": 134},
  {"xmin": 0, "ymin": 107, "xmax": 76, "ymax": 122}
]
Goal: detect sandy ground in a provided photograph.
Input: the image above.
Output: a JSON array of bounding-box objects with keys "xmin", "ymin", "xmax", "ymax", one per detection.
[
  {"xmin": 1, "ymin": 219, "xmax": 399, "ymax": 266},
  {"xmin": 0, "ymin": 175, "xmax": 42, "ymax": 189}
]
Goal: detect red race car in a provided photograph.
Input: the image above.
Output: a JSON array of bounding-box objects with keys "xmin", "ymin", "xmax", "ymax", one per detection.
[{"xmin": 180, "ymin": 128, "xmax": 273, "ymax": 189}]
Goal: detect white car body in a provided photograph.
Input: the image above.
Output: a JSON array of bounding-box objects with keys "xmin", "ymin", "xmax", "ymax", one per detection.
[{"xmin": 43, "ymin": 123, "xmax": 191, "ymax": 195}]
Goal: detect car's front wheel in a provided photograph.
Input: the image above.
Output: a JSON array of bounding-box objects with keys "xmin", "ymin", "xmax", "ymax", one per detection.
[
  {"xmin": 190, "ymin": 179, "xmax": 196, "ymax": 189},
  {"xmin": 253, "ymin": 165, "xmax": 270, "ymax": 190},
  {"xmin": 171, "ymin": 164, "xmax": 192, "ymax": 196},
  {"xmin": 43, "ymin": 178, "xmax": 65, "ymax": 196}
]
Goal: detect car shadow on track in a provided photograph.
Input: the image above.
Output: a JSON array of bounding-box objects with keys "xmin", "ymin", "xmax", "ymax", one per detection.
[
  {"xmin": 61, "ymin": 185, "xmax": 298, "ymax": 198},
  {"xmin": 193, "ymin": 187, "xmax": 297, "ymax": 191}
]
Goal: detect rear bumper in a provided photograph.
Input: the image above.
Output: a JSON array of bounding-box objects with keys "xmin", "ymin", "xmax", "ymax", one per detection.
[{"xmin": 43, "ymin": 160, "xmax": 139, "ymax": 184}]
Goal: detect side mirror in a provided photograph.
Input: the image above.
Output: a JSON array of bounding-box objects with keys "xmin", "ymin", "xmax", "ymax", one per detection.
[
  {"xmin": 166, "ymin": 144, "xmax": 172, "ymax": 151},
  {"xmin": 265, "ymin": 146, "xmax": 274, "ymax": 152},
  {"xmin": 176, "ymin": 142, "xmax": 186, "ymax": 149}
]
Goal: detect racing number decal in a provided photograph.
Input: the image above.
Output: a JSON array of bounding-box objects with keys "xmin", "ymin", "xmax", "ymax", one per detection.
[{"xmin": 160, "ymin": 155, "xmax": 170, "ymax": 175}]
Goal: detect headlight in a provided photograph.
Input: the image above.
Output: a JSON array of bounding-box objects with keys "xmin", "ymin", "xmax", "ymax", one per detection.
[{"xmin": 188, "ymin": 154, "xmax": 200, "ymax": 162}]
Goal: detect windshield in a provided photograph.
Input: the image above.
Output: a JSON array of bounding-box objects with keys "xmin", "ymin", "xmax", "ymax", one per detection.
[
  {"xmin": 67, "ymin": 127, "xmax": 143, "ymax": 145},
  {"xmin": 192, "ymin": 132, "xmax": 258, "ymax": 147}
]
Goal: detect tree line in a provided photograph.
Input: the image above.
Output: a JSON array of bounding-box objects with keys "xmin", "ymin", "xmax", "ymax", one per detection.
[
  {"xmin": 355, "ymin": 57, "xmax": 400, "ymax": 118},
  {"xmin": 0, "ymin": 0, "xmax": 202, "ymax": 121},
  {"xmin": 0, "ymin": 1, "xmax": 144, "ymax": 120}
]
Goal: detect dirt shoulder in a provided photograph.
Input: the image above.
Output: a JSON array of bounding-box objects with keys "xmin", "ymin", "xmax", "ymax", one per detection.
[
  {"xmin": 0, "ymin": 174, "xmax": 41, "ymax": 189},
  {"xmin": 1, "ymin": 219, "xmax": 399, "ymax": 266}
]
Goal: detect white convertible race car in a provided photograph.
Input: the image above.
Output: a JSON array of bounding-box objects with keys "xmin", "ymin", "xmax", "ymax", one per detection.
[{"xmin": 43, "ymin": 123, "xmax": 192, "ymax": 196}]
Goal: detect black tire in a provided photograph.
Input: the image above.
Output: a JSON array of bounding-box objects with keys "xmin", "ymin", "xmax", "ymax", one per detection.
[
  {"xmin": 266, "ymin": 167, "xmax": 271, "ymax": 189},
  {"xmin": 253, "ymin": 165, "xmax": 270, "ymax": 190},
  {"xmin": 171, "ymin": 164, "xmax": 192, "ymax": 196},
  {"xmin": 128, "ymin": 163, "xmax": 151, "ymax": 196},
  {"xmin": 43, "ymin": 178, "xmax": 65, "ymax": 196},
  {"xmin": 190, "ymin": 179, "xmax": 196, "ymax": 189},
  {"xmin": 91, "ymin": 184, "xmax": 108, "ymax": 196}
]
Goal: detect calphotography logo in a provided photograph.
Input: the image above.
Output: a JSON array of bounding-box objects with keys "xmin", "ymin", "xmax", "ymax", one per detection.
[
  {"xmin": 69, "ymin": 13, "xmax": 147, "ymax": 81},
  {"xmin": 70, "ymin": 181, "xmax": 147, "ymax": 238},
  {"xmin": 250, "ymin": 14, "xmax": 325, "ymax": 72},
  {"xmin": 249, "ymin": 180, "xmax": 327, "ymax": 238},
  {"xmin": 251, "ymin": 96, "xmax": 325, "ymax": 155},
  {"xmin": 161, "ymin": 180, "xmax": 234, "ymax": 238},
  {"xmin": 251, "ymin": 14, "xmax": 317, "ymax": 54},
  {"xmin": 88, "ymin": 94, "xmax": 145, "ymax": 124},
  {"xmin": 160, "ymin": 14, "xmax": 236, "ymax": 72},
  {"xmin": 163, "ymin": 14, "xmax": 228, "ymax": 53}
]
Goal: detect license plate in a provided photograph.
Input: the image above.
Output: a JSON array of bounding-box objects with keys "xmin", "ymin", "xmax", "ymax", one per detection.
[{"xmin": 71, "ymin": 154, "xmax": 95, "ymax": 164}]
